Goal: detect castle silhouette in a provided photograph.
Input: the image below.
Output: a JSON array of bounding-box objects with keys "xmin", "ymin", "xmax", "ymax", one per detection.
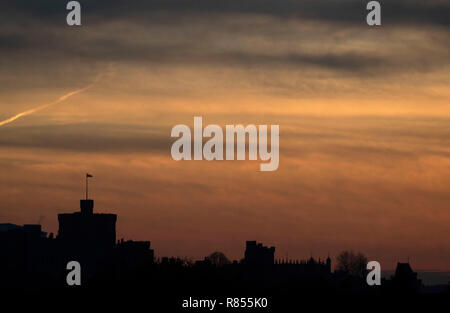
[{"xmin": 0, "ymin": 196, "xmax": 445, "ymax": 305}]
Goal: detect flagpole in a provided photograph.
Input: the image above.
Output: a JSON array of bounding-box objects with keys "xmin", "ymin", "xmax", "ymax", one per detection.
[{"xmin": 86, "ymin": 173, "xmax": 88, "ymax": 200}]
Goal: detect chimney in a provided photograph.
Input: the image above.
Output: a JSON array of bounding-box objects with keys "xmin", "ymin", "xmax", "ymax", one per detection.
[{"xmin": 80, "ymin": 199, "xmax": 94, "ymax": 215}]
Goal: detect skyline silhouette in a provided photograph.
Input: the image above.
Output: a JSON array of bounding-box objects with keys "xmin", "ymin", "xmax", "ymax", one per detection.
[
  {"xmin": 1, "ymin": 195, "xmax": 448, "ymax": 293},
  {"xmin": 2, "ymin": 196, "xmax": 446, "ymax": 273}
]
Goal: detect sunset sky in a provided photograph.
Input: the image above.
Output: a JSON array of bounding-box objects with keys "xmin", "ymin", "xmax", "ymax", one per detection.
[{"xmin": 0, "ymin": 1, "xmax": 449, "ymax": 270}]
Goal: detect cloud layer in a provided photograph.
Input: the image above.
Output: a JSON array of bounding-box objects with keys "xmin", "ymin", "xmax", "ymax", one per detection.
[{"xmin": 0, "ymin": 0, "xmax": 449, "ymax": 269}]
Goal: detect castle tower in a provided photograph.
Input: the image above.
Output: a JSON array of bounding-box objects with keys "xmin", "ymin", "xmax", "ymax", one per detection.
[
  {"xmin": 326, "ymin": 255, "xmax": 332, "ymax": 273},
  {"xmin": 57, "ymin": 199, "xmax": 117, "ymax": 249},
  {"xmin": 80, "ymin": 199, "xmax": 94, "ymax": 215}
]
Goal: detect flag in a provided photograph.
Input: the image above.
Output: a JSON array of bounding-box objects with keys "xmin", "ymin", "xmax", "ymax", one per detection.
[{"xmin": 86, "ymin": 173, "xmax": 93, "ymax": 178}]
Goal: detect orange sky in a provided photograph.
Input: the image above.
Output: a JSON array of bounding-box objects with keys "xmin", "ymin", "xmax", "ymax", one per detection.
[{"xmin": 0, "ymin": 1, "xmax": 449, "ymax": 270}]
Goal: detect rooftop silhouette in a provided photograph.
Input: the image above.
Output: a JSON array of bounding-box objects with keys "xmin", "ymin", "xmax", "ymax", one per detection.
[{"xmin": 0, "ymin": 195, "xmax": 447, "ymax": 303}]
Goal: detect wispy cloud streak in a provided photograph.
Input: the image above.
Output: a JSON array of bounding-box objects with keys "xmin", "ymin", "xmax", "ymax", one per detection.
[{"xmin": 0, "ymin": 79, "xmax": 98, "ymax": 127}]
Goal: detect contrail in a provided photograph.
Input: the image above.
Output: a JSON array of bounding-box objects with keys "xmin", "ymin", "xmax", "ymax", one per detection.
[{"xmin": 0, "ymin": 79, "xmax": 98, "ymax": 127}]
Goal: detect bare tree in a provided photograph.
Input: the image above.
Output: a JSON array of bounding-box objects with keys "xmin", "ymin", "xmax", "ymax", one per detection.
[
  {"xmin": 181, "ymin": 257, "xmax": 194, "ymax": 267},
  {"xmin": 207, "ymin": 252, "xmax": 231, "ymax": 267},
  {"xmin": 336, "ymin": 250, "xmax": 368, "ymax": 278}
]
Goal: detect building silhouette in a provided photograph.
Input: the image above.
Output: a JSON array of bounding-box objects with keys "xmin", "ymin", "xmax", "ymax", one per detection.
[
  {"xmin": 275, "ymin": 256, "xmax": 332, "ymax": 274},
  {"xmin": 244, "ymin": 241, "xmax": 275, "ymax": 265},
  {"xmin": 388, "ymin": 262, "xmax": 422, "ymax": 293},
  {"xmin": 58, "ymin": 199, "xmax": 117, "ymax": 249},
  {"xmin": 57, "ymin": 199, "xmax": 117, "ymax": 278},
  {"xmin": 0, "ymin": 196, "xmax": 445, "ymax": 299},
  {"xmin": 0, "ymin": 197, "xmax": 155, "ymax": 286},
  {"xmin": 116, "ymin": 239, "xmax": 154, "ymax": 272}
]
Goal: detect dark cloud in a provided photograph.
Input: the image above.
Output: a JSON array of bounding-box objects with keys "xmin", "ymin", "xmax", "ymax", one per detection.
[
  {"xmin": 0, "ymin": 21, "xmax": 445, "ymax": 79},
  {"xmin": 1, "ymin": 0, "xmax": 449, "ymax": 27},
  {"xmin": 0, "ymin": 0, "xmax": 448, "ymax": 92},
  {"xmin": 0, "ymin": 123, "xmax": 170, "ymax": 153},
  {"xmin": 2, "ymin": 117, "xmax": 450, "ymax": 162}
]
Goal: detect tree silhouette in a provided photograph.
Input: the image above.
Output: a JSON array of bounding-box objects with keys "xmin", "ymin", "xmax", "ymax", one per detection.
[
  {"xmin": 336, "ymin": 250, "xmax": 368, "ymax": 278},
  {"xmin": 207, "ymin": 252, "xmax": 231, "ymax": 267}
]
